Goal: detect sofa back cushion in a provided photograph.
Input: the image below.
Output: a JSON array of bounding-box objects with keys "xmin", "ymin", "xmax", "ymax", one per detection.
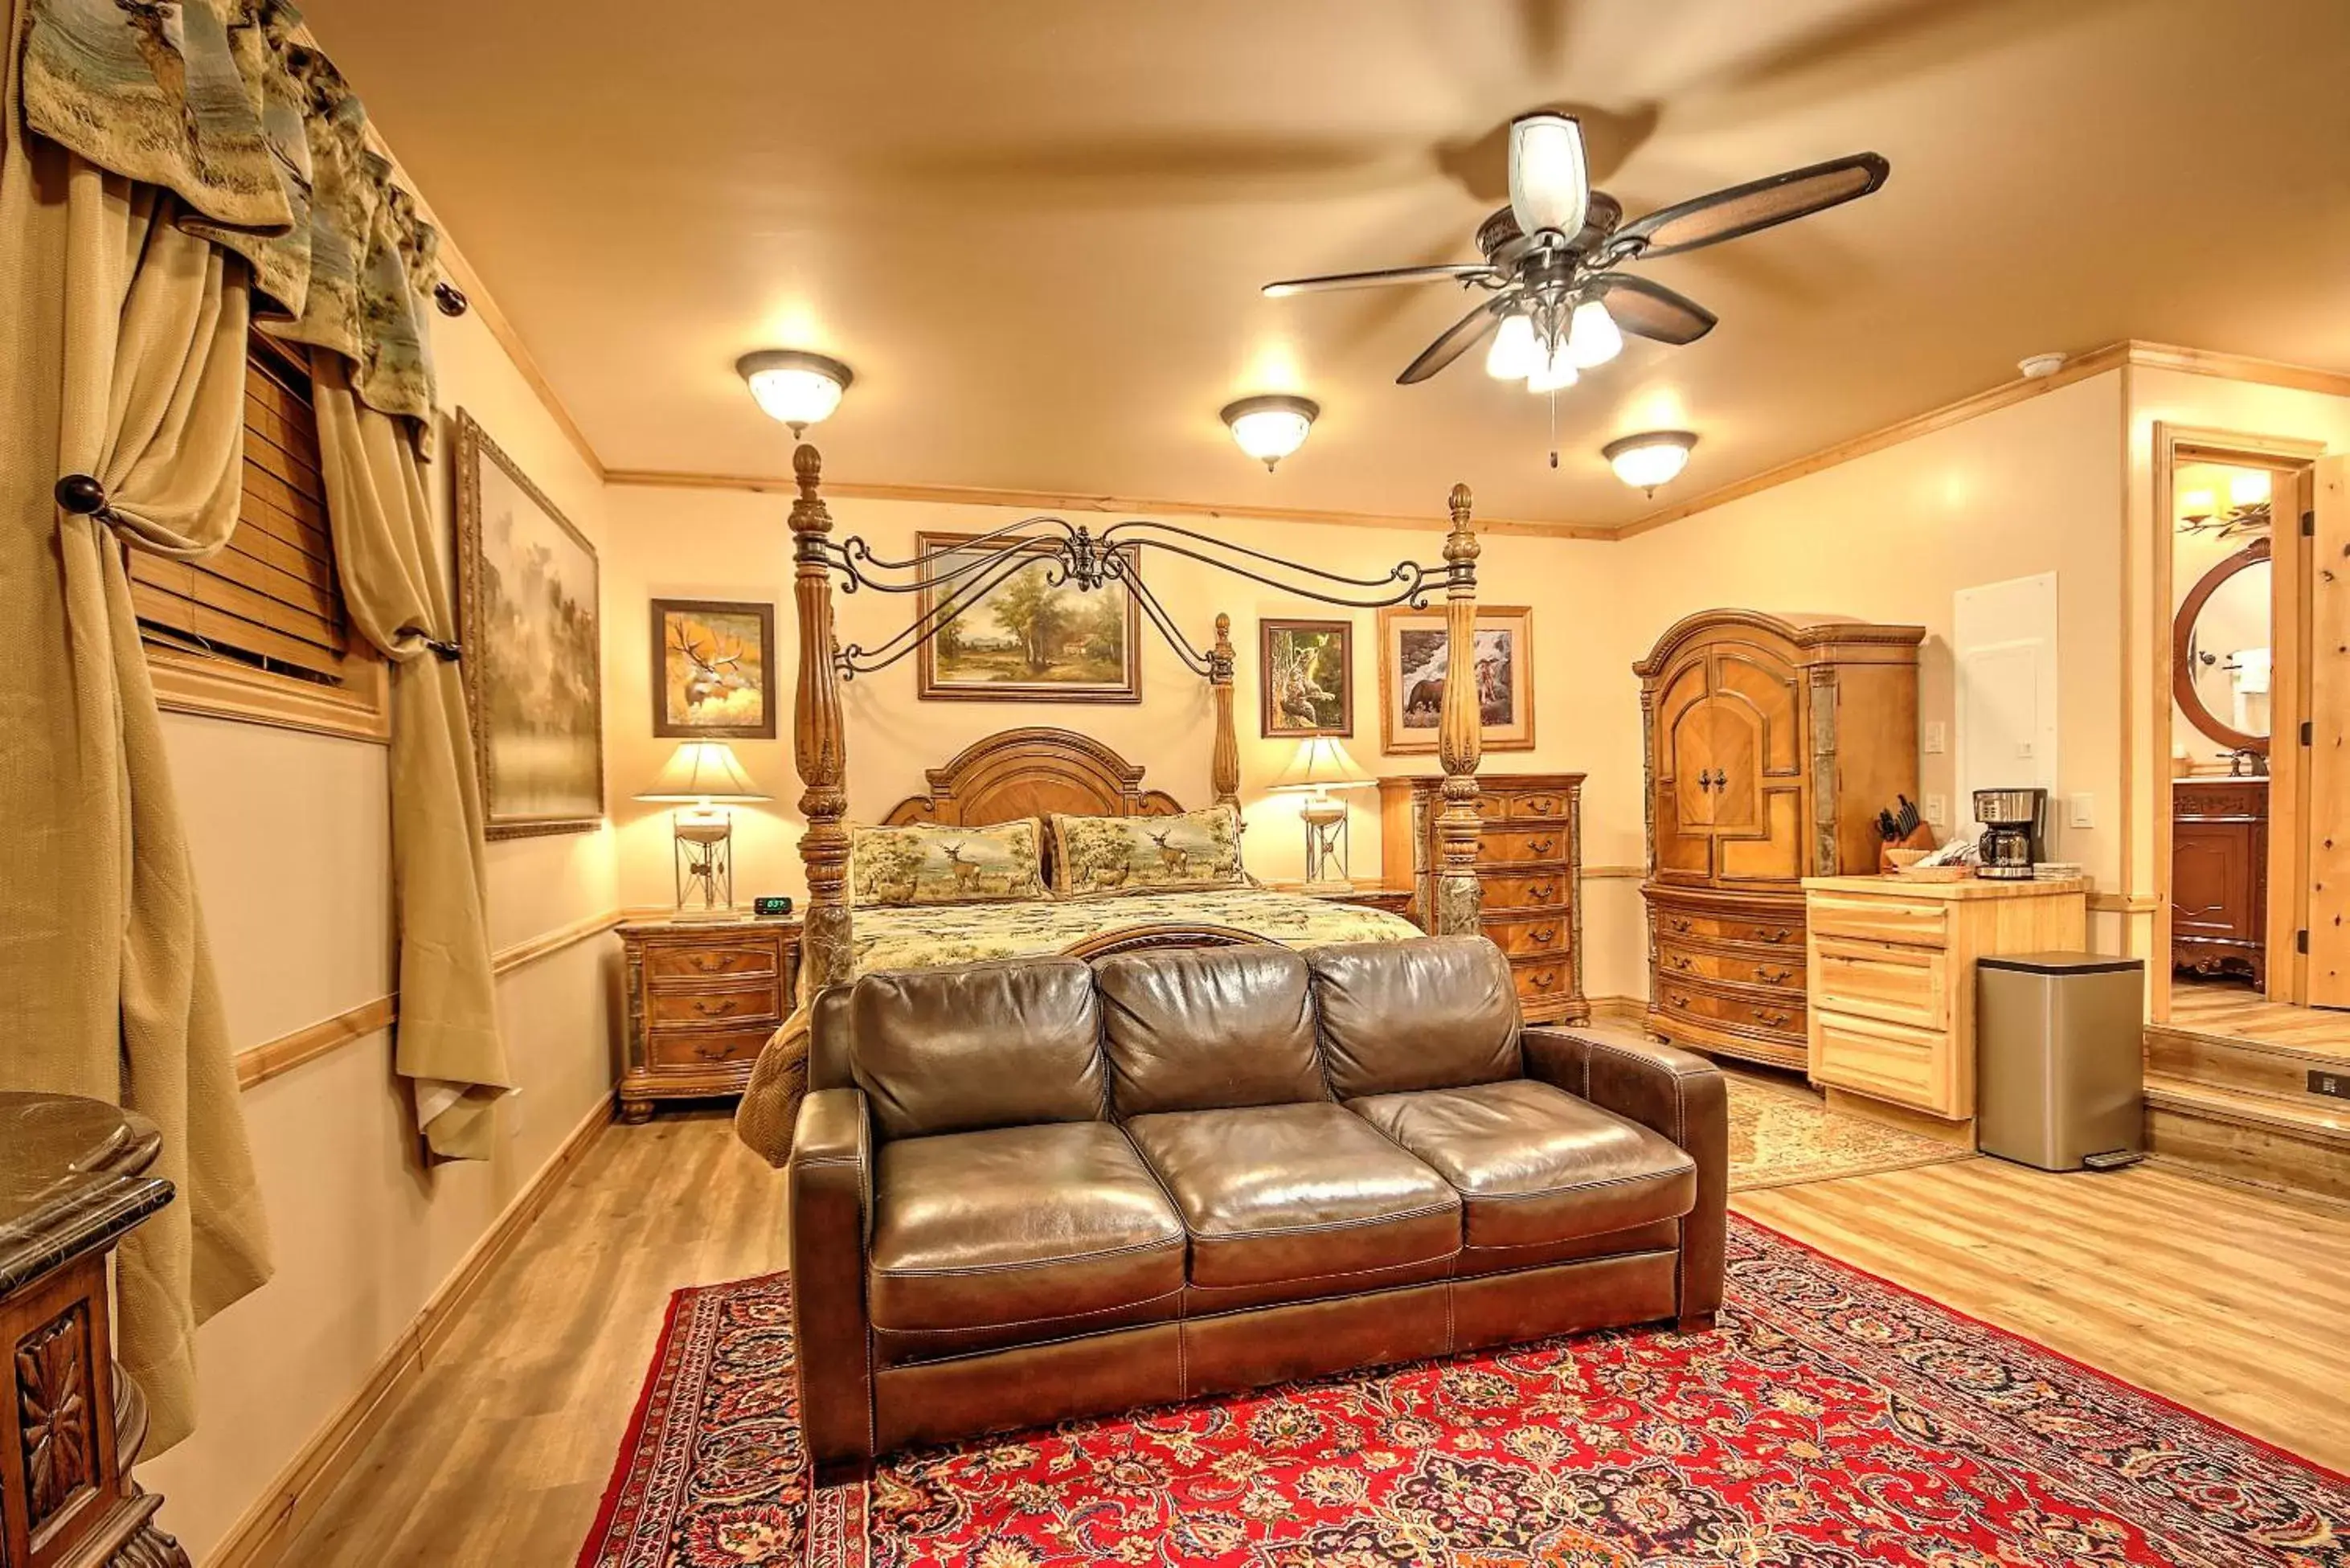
[
  {"xmin": 1308, "ymin": 936, "xmax": 1521, "ymax": 1099},
  {"xmin": 1095, "ymin": 945, "xmax": 1324, "ymax": 1116},
  {"xmin": 808, "ymin": 984, "xmax": 856, "ymax": 1091},
  {"xmin": 851, "ymin": 956, "xmax": 1106, "ymax": 1140}
]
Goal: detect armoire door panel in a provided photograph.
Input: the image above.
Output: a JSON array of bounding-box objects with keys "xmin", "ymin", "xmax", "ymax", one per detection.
[
  {"xmin": 1713, "ymin": 649, "xmax": 1803, "ymax": 776},
  {"xmin": 1697, "ymin": 698, "xmax": 1765, "ymax": 833},
  {"xmin": 1652, "ymin": 782, "xmax": 1712, "ymax": 879},
  {"xmin": 1716, "ymin": 788, "xmax": 1805, "ymax": 882},
  {"xmin": 1670, "ymin": 702, "xmax": 1720, "ymax": 831}
]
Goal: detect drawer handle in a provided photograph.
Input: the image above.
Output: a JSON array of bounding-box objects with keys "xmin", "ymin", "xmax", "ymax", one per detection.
[
  {"xmin": 1757, "ymin": 1009, "xmax": 1792, "ymax": 1028},
  {"xmin": 1668, "ymin": 992, "xmax": 1693, "ymax": 1009},
  {"xmin": 691, "ymin": 998, "xmax": 739, "ymax": 1018},
  {"xmin": 1668, "ymin": 917, "xmax": 1693, "ymax": 935},
  {"xmin": 1668, "ymin": 953, "xmax": 1694, "ymax": 971},
  {"xmin": 1530, "ymin": 971, "xmax": 1557, "ymax": 989},
  {"xmin": 689, "ymin": 953, "xmax": 732, "ymax": 973},
  {"xmin": 1529, "ymin": 837, "xmax": 1556, "ymax": 856},
  {"xmin": 1527, "ymin": 882, "xmax": 1557, "ymax": 902},
  {"xmin": 1530, "ymin": 925, "xmax": 1558, "ymax": 946},
  {"xmin": 1526, "ymin": 798, "xmax": 1553, "ymax": 814},
  {"xmin": 1762, "ymin": 927, "xmax": 1792, "ymax": 944},
  {"xmin": 1754, "ymin": 966, "xmax": 1794, "ymax": 985},
  {"xmin": 694, "ymin": 1037, "xmax": 737, "ymax": 1061}
]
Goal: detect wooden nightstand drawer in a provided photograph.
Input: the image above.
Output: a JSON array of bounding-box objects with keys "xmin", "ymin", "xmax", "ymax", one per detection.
[
  {"xmin": 1652, "ymin": 907, "xmax": 1802, "ymax": 948},
  {"xmin": 645, "ymin": 941, "xmax": 780, "ymax": 984},
  {"xmin": 1656, "ymin": 977, "xmax": 1804, "ymax": 1041},
  {"xmin": 1478, "ymin": 824, "xmax": 1569, "ymax": 866},
  {"xmin": 1812, "ymin": 936, "xmax": 1947, "ymax": 1030},
  {"xmin": 1484, "ymin": 911, "xmax": 1569, "ymax": 956},
  {"xmin": 1500, "ymin": 791, "xmax": 1571, "ymax": 822},
  {"xmin": 1482, "ymin": 868, "xmax": 1567, "ymax": 911},
  {"xmin": 648, "ymin": 1023, "xmax": 776, "ymax": 1071},
  {"xmin": 646, "ymin": 979, "xmax": 778, "ymax": 1030},
  {"xmin": 1655, "ymin": 940, "xmax": 1801, "ymax": 990},
  {"xmin": 1512, "ymin": 958, "xmax": 1572, "ymax": 1008}
]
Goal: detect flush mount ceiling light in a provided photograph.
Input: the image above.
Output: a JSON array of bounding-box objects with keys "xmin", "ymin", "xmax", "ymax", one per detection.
[
  {"xmin": 737, "ymin": 350, "xmax": 854, "ymax": 436},
  {"xmin": 1221, "ymin": 395, "xmax": 1319, "ymax": 470},
  {"xmin": 1603, "ymin": 430, "xmax": 1698, "ymax": 497}
]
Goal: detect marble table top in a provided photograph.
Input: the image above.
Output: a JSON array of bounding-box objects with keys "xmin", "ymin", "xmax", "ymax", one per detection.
[{"xmin": 0, "ymin": 1091, "xmax": 170, "ymax": 1297}]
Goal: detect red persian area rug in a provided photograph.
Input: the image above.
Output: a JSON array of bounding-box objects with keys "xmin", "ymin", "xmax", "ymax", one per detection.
[{"xmin": 579, "ymin": 1217, "xmax": 2348, "ymax": 1567}]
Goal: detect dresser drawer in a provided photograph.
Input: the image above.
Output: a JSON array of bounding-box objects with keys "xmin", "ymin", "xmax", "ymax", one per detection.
[
  {"xmin": 645, "ymin": 979, "xmax": 780, "ymax": 1030},
  {"xmin": 1482, "ymin": 868, "xmax": 1568, "ymax": 912},
  {"xmin": 1811, "ymin": 937, "xmax": 1947, "ymax": 1030},
  {"xmin": 1655, "ymin": 978, "xmax": 1803, "ymax": 1040},
  {"xmin": 1478, "ymin": 823, "xmax": 1570, "ymax": 866},
  {"xmin": 1498, "ymin": 790, "xmax": 1572, "ymax": 823},
  {"xmin": 1808, "ymin": 895, "xmax": 1948, "ymax": 948},
  {"xmin": 646, "ymin": 1023, "xmax": 776, "ymax": 1071},
  {"xmin": 644, "ymin": 940, "xmax": 780, "ymax": 985},
  {"xmin": 1812, "ymin": 1009, "xmax": 1945, "ymax": 1112},
  {"xmin": 1655, "ymin": 940, "xmax": 1801, "ymax": 991},
  {"xmin": 1511, "ymin": 958, "xmax": 1573, "ymax": 1009},
  {"xmin": 1652, "ymin": 907, "xmax": 1801, "ymax": 949},
  {"xmin": 1484, "ymin": 911, "xmax": 1570, "ymax": 957}
]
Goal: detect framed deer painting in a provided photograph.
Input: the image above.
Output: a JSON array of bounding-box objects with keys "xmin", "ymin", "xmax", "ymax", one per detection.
[
  {"xmin": 651, "ymin": 599, "xmax": 777, "ymax": 739},
  {"xmin": 1259, "ymin": 618, "xmax": 1352, "ymax": 738},
  {"xmin": 1375, "ymin": 604, "xmax": 1534, "ymax": 755}
]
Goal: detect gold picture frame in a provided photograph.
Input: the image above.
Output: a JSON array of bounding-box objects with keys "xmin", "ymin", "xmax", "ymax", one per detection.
[
  {"xmin": 915, "ymin": 531, "xmax": 1142, "ymax": 702},
  {"xmin": 1376, "ymin": 604, "xmax": 1533, "ymax": 755}
]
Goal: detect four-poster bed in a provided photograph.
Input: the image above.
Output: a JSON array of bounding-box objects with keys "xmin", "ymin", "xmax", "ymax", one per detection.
[{"xmin": 733, "ymin": 445, "xmax": 1490, "ymax": 1161}]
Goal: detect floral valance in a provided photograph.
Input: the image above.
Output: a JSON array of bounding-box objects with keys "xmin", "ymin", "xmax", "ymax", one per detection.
[{"xmin": 21, "ymin": 0, "xmax": 439, "ymax": 432}]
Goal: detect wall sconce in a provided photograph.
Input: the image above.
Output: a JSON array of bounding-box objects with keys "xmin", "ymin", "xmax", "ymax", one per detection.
[
  {"xmin": 636, "ymin": 741, "xmax": 771, "ymax": 918},
  {"xmin": 1266, "ymin": 734, "xmax": 1374, "ymax": 890},
  {"xmin": 1222, "ymin": 395, "xmax": 1318, "ymax": 471},
  {"xmin": 1603, "ymin": 430, "xmax": 1697, "ymax": 497},
  {"xmin": 739, "ymin": 350, "xmax": 854, "ymax": 436}
]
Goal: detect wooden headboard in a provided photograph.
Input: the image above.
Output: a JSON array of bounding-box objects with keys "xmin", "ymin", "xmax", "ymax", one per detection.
[{"xmin": 880, "ymin": 727, "xmax": 1187, "ymax": 828}]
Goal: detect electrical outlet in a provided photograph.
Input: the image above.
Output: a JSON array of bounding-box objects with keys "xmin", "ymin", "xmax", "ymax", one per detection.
[
  {"xmin": 1922, "ymin": 722, "xmax": 1947, "ymax": 755},
  {"xmin": 2069, "ymin": 792, "xmax": 2095, "ymax": 829},
  {"xmin": 2311, "ymin": 1069, "xmax": 2350, "ymax": 1102},
  {"xmin": 1922, "ymin": 793, "xmax": 1947, "ymax": 826}
]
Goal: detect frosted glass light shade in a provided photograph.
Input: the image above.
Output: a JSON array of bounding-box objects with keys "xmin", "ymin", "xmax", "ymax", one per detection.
[
  {"xmin": 737, "ymin": 350, "xmax": 853, "ymax": 434},
  {"xmin": 1267, "ymin": 735, "xmax": 1374, "ymax": 793},
  {"xmin": 1564, "ymin": 298, "xmax": 1623, "ymax": 369},
  {"xmin": 1485, "ymin": 313, "xmax": 1538, "ymax": 379},
  {"xmin": 1506, "ymin": 113, "xmax": 1590, "ymax": 239},
  {"xmin": 2228, "ymin": 471, "xmax": 2272, "ymax": 508},
  {"xmin": 1221, "ymin": 395, "xmax": 1318, "ymax": 470},
  {"xmin": 1603, "ymin": 431, "xmax": 1698, "ymax": 494},
  {"xmin": 1525, "ymin": 347, "xmax": 1579, "ymax": 394},
  {"xmin": 637, "ymin": 741, "xmax": 771, "ymax": 803}
]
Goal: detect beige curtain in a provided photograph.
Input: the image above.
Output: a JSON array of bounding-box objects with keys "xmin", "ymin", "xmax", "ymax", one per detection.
[
  {"xmin": 312, "ymin": 354, "xmax": 509, "ymax": 1159},
  {"xmin": 0, "ymin": 104, "xmax": 273, "ymax": 1462}
]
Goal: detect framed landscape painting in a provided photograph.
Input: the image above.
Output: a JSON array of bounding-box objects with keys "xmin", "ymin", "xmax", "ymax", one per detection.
[
  {"xmin": 915, "ymin": 531, "xmax": 1141, "ymax": 702},
  {"xmin": 455, "ymin": 411, "xmax": 604, "ymax": 837},
  {"xmin": 1259, "ymin": 617, "xmax": 1352, "ymax": 738},
  {"xmin": 1376, "ymin": 604, "xmax": 1534, "ymax": 755},
  {"xmin": 651, "ymin": 598, "xmax": 776, "ymax": 739}
]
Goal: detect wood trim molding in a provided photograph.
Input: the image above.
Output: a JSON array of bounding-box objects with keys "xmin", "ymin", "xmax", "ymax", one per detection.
[
  {"xmin": 2089, "ymin": 892, "xmax": 2164, "ymax": 914},
  {"xmin": 1582, "ymin": 994, "xmax": 1650, "ymax": 1030},
  {"xmin": 233, "ymin": 909, "xmax": 626, "ymax": 1091},
  {"xmin": 199, "ymin": 1090, "xmax": 614, "ymax": 1568},
  {"xmin": 147, "ymin": 643, "xmax": 391, "ymax": 745},
  {"xmin": 1580, "ymin": 864, "xmax": 1645, "ymax": 879}
]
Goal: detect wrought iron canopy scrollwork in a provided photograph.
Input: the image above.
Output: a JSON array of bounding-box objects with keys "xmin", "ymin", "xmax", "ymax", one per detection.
[{"xmin": 799, "ymin": 516, "xmax": 1473, "ymax": 682}]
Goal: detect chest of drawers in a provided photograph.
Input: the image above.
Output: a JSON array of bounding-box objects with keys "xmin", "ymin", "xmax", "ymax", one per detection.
[
  {"xmin": 1377, "ymin": 772, "xmax": 1586, "ymax": 1024},
  {"xmin": 620, "ymin": 915, "xmax": 801, "ymax": 1122}
]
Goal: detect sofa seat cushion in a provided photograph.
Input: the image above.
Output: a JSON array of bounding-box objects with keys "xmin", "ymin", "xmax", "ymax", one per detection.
[
  {"xmin": 870, "ymin": 1123, "xmax": 1185, "ymax": 1335},
  {"xmin": 1124, "ymin": 1103, "xmax": 1460, "ymax": 1291},
  {"xmin": 1348, "ymin": 1080, "xmax": 1696, "ymax": 1251}
]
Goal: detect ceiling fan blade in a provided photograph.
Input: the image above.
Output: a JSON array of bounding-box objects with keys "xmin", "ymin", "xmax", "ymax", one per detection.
[
  {"xmin": 1263, "ymin": 264, "xmax": 1498, "ymax": 298},
  {"xmin": 1590, "ymin": 274, "xmax": 1718, "ymax": 346},
  {"xmin": 1613, "ymin": 153, "xmax": 1889, "ymax": 260},
  {"xmin": 1397, "ymin": 297, "xmax": 1506, "ymax": 385}
]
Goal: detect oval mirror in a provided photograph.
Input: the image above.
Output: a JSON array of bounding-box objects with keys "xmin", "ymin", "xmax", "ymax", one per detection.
[{"xmin": 2172, "ymin": 536, "xmax": 2273, "ymax": 753}]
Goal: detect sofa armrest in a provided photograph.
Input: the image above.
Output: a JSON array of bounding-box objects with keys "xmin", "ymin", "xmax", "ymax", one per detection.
[
  {"xmin": 1521, "ymin": 1027, "xmax": 1726, "ymax": 1327},
  {"xmin": 788, "ymin": 1087, "xmax": 875, "ymax": 1469}
]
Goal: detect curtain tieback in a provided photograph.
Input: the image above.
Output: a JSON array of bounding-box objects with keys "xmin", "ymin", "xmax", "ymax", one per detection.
[
  {"xmin": 55, "ymin": 474, "xmax": 120, "ymax": 524},
  {"xmin": 424, "ymin": 638, "xmax": 462, "ymax": 662}
]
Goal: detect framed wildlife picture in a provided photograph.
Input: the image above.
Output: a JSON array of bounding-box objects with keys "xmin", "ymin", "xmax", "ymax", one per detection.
[
  {"xmin": 651, "ymin": 598, "xmax": 776, "ymax": 739},
  {"xmin": 915, "ymin": 531, "xmax": 1142, "ymax": 702},
  {"xmin": 454, "ymin": 411, "xmax": 604, "ymax": 837},
  {"xmin": 1259, "ymin": 617, "xmax": 1352, "ymax": 738},
  {"xmin": 1376, "ymin": 604, "xmax": 1534, "ymax": 755}
]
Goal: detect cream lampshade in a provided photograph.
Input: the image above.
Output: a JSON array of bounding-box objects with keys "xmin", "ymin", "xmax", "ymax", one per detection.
[
  {"xmin": 1267, "ymin": 735, "xmax": 1375, "ymax": 892},
  {"xmin": 636, "ymin": 742, "xmax": 771, "ymax": 918}
]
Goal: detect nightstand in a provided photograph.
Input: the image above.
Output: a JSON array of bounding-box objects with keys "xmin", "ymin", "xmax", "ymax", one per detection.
[
  {"xmin": 618, "ymin": 915, "xmax": 801, "ymax": 1122},
  {"xmin": 1266, "ymin": 879, "xmax": 1420, "ymax": 922}
]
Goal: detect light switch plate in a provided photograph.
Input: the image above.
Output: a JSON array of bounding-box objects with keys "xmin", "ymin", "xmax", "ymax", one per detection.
[
  {"xmin": 2069, "ymin": 792, "xmax": 2095, "ymax": 829},
  {"xmin": 1923, "ymin": 793, "xmax": 1947, "ymax": 826},
  {"xmin": 1923, "ymin": 722, "xmax": 1947, "ymax": 755}
]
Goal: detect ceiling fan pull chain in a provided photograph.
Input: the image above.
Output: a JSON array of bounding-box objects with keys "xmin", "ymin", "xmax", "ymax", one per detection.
[{"xmin": 1548, "ymin": 389, "xmax": 1559, "ymax": 469}]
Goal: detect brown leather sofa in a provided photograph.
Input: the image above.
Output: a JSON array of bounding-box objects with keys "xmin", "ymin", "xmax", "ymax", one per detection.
[{"xmin": 788, "ymin": 935, "xmax": 1726, "ymax": 1472}]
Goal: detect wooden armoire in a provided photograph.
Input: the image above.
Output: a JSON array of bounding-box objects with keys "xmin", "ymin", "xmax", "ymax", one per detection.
[{"xmin": 1634, "ymin": 610, "xmax": 1924, "ymax": 1070}]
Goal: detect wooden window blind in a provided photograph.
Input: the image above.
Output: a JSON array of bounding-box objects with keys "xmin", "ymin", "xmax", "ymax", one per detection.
[{"xmin": 130, "ymin": 331, "xmax": 354, "ymax": 688}]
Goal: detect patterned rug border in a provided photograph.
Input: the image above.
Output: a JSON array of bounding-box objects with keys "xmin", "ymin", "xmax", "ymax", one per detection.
[{"xmin": 576, "ymin": 1277, "xmax": 718, "ymax": 1568}]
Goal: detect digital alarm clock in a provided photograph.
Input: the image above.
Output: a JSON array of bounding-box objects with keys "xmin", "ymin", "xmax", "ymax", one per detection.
[{"xmin": 752, "ymin": 895, "xmax": 795, "ymax": 919}]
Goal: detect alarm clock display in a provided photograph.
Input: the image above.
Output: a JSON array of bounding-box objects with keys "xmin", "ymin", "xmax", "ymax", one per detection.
[{"xmin": 752, "ymin": 895, "xmax": 795, "ymax": 919}]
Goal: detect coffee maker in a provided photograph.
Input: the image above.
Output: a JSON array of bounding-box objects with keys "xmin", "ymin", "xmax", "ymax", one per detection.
[{"xmin": 1973, "ymin": 787, "xmax": 2048, "ymax": 880}]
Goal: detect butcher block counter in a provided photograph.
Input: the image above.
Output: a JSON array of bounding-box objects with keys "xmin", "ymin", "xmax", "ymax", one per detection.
[{"xmin": 1800, "ymin": 874, "xmax": 2090, "ymax": 1143}]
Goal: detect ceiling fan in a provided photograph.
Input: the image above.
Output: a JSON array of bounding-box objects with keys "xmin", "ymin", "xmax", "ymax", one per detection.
[{"xmin": 1263, "ymin": 113, "xmax": 1889, "ymax": 392}]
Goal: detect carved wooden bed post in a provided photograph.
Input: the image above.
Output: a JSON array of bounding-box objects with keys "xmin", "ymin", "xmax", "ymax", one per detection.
[
  {"xmin": 1209, "ymin": 612, "xmax": 1241, "ymax": 813},
  {"xmin": 790, "ymin": 444, "xmax": 852, "ymax": 994},
  {"xmin": 1431, "ymin": 483, "xmax": 1484, "ymax": 937}
]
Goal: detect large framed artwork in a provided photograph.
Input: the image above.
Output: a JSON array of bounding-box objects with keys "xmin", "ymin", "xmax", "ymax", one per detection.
[
  {"xmin": 454, "ymin": 411, "xmax": 604, "ymax": 837},
  {"xmin": 915, "ymin": 531, "xmax": 1142, "ymax": 702},
  {"xmin": 651, "ymin": 598, "xmax": 777, "ymax": 739},
  {"xmin": 1259, "ymin": 617, "xmax": 1352, "ymax": 738},
  {"xmin": 1376, "ymin": 604, "xmax": 1534, "ymax": 755}
]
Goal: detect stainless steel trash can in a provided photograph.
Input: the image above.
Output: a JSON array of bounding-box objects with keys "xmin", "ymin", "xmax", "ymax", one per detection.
[{"xmin": 1975, "ymin": 952, "xmax": 2145, "ymax": 1171}]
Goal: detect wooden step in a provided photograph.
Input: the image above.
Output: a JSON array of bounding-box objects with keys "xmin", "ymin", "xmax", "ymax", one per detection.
[
  {"xmin": 2143, "ymin": 1073, "xmax": 2350, "ymax": 1206},
  {"xmin": 2144, "ymin": 1024, "xmax": 2350, "ymax": 1106}
]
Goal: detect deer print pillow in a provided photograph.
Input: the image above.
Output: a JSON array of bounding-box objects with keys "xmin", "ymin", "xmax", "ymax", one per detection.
[
  {"xmin": 850, "ymin": 819, "xmax": 1049, "ymax": 907},
  {"xmin": 1050, "ymin": 807, "xmax": 1247, "ymax": 898}
]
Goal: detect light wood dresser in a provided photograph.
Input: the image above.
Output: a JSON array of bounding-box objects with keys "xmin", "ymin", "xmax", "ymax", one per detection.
[
  {"xmin": 1801, "ymin": 874, "xmax": 2089, "ymax": 1141},
  {"xmin": 1378, "ymin": 772, "xmax": 1585, "ymax": 1024},
  {"xmin": 1635, "ymin": 610, "xmax": 1925, "ymax": 1071},
  {"xmin": 620, "ymin": 915, "xmax": 802, "ymax": 1121}
]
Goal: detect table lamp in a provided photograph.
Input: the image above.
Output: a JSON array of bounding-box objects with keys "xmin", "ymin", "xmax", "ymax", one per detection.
[
  {"xmin": 636, "ymin": 741, "xmax": 771, "ymax": 919},
  {"xmin": 1267, "ymin": 735, "xmax": 1376, "ymax": 892}
]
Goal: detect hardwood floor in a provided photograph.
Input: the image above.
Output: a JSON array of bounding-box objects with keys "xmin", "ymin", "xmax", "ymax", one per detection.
[
  {"xmin": 2171, "ymin": 976, "xmax": 2350, "ymax": 1057},
  {"xmin": 279, "ymin": 1110, "xmax": 787, "ymax": 1568},
  {"xmin": 278, "ymin": 1114, "xmax": 2350, "ymax": 1566},
  {"xmin": 1736, "ymin": 1158, "xmax": 2350, "ymax": 1474}
]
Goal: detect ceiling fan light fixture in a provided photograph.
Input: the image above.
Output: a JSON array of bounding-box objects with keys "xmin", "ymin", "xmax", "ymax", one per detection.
[
  {"xmin": 1603, "ymin": 430, "xmax": 1697, "ymax": 497},
  {"xmin": 1506, "ymin": 113, "xmax": 1590, "ymax": 241},
  {"xmin": 1485, "ymin": 312, "xmax": 1538, "ymax": 379},
  {"xmin": 1525, "ymin": 348, "xmax": 1578, "ymax": 395},
  {"xmin": 1564, "ymin": 297, "xmax": 1623, "ymax": 370},
  {"xmin": 738, "ymin": 350, "xmax": 853, "ymax": 436},
  {"xmin": 1222, "ymin": 395, "xmax": 1319, "ymax": 471}
]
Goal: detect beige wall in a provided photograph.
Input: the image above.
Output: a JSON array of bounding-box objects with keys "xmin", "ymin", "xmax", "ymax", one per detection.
[{"xmin": 139, "ymin": 302, "xmax": 621, "ymax": 1560}]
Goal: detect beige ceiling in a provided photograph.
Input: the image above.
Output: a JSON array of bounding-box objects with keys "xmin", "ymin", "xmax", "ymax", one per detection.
[{"xmin": 301, "ymin": 0, "xmax": 2350, "ymax": 528}]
